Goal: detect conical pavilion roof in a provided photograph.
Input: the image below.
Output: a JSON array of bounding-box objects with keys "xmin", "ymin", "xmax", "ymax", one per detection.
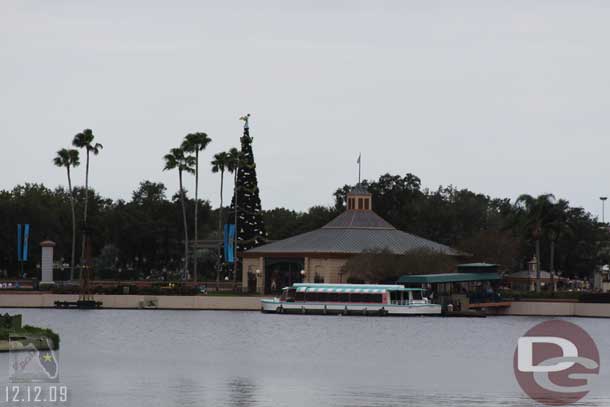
[{"xmin": 246, "ymin": 207, "xmax": 459, "ymax": 256}]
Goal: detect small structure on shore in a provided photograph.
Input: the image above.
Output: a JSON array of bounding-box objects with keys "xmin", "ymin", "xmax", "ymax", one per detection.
[
  {"xmin": 398, "ymin": 263, "xmax": 507, "ymax": 312},
  {"xmin": 40, "ymin": 240, "xmax": 56, "ymax": 287},
  {"xmin": 505, "ymin": 257, "xmax": 559, "ymax": 292}
]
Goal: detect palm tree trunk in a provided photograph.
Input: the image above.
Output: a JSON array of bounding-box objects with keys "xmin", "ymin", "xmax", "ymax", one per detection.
[
  {"xmin": 535, "ymin": 239, "xmax": 541, "ymax": 292},
  {"xmin": 80, "ymin": 149, "xmax": 90, "ymax": 263},
  {"xmin": 193, "ymin": 150, "xmax": 199, "ymax": 282},
  {"xmin": 216, "ymin": 170, "xmax": 224, "ymax": 292},
  {"xmin": 550, "ymin": 240, "xmax": 556, "ymax": 292},
  {"xmin": 179, "ymin": 169, "xmax": 189, "ymax": 279},
  {"xmin": 233, "ymin": 167, "xmax": 239, "ymax": 290},
  {"xmin": 67, "ymin": 167, "xmax": 76, "ymax": 281}
]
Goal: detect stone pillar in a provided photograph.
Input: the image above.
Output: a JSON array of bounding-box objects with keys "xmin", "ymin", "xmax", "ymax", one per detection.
[{"xmin": 40, "ymin": 240, "xmax": 56, "ymax": 285}]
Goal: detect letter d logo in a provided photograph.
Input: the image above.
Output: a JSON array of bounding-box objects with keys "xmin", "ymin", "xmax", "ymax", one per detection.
[{"xmin": 513, "ymin": 320, "xmax": 600, "ymax": 406}]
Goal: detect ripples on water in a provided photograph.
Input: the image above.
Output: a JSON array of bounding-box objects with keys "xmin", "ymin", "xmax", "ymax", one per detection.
[{"xmin": 0, "ymin": 309, "xmax": 609, "ymax": 407}]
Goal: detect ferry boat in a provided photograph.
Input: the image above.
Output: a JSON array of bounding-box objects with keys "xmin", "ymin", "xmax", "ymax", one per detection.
[{"xmin": 260, "ymin": 283, "xmax": 441, "ymax": 316}]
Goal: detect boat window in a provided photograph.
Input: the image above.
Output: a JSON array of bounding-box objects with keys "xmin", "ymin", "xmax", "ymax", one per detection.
[
  {"xmin": 306, "ymin": 292, "xmax": 319, "ymax": 302},
  {"xmin": 285, "ymin": 288, "xmax": 296, "ymax": 302},
  {"xmin": 338, "ymin": 293, "xmax": 349, "ymax": 302},
  {"xmin": 411, "ymin": 290, "xmax": 423, "ymax": 300},
  {"xmin": 368, "ymin": 294, "xmax": 383, "ymax": 303},
  {"xmin": 295, "ymin": 292, "xmax": 305, "ymax": 302}
]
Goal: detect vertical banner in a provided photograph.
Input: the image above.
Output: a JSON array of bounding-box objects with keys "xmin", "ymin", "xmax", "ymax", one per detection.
[
  {"xmin": 23, "ymin": 224, "xmax": 30, "ymax": 262},
  {"xmin": 224, "ymin": 224, "xmax": 236, "ymax": 263},
  {"xmin": 17, "ymin": 224, "xmax": 22, "ymax": 262}
]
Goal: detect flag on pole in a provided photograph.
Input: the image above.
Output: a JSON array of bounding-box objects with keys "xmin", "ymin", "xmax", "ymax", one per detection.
[
  {"xmin": 357, "ymin": 153, "xmax": 361, "ymax": 164},
  {"xmin": 224, "ymin": 224, "xmax": 236, "ymax": 263},
  {"xmin": 23, "ymin": 224, "xmax": 30, "ymax": 261}
]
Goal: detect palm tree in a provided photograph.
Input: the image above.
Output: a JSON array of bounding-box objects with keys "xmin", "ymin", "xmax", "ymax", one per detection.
[
  {"xmin": 53, "ymin": 148, "xmax": 80, "ymax": 280},
  {"xmin": 227, "ymin": 147, "xmax": 243, "ymax": 289},
  {"xmin": 163, "ymin": 147, "xmax": 195, "ymax": 279},
  {"xmin": 181, "ymin": 132, "xmax": 212, "ymax": 282},
  {"xmin": 546, "ymin": 199, "xmax": 571, "ymax": 291},
  {"xmin": 211, "ymin": 151, "xmax": 231, "ymax": 290},
  {"xmin": 72, "ymin": 129, "xmax": 103, "ymax": 261},
  {"xmin": 515, "ymin": 193, "xmax": 556, "ymax": 292}
]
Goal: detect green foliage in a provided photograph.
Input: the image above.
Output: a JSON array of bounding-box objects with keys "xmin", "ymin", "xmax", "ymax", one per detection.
[
  {"xmin": 341, "ymin": 248, "xmax": 458, "ymax": 283},
  {"xmin": 263, "ymin": 206, "xmax": 337, "ymax": 241},
  {"xmin": 331, "ymin": 174, "xmax": 609, "ymax": 278},
  {"xmin": 0, "ymin": 181, "xmax": 216, "ymax": 280},
  {"xmin": 94, "ymin": 244, "xmax": 120, "ymax": 279}
]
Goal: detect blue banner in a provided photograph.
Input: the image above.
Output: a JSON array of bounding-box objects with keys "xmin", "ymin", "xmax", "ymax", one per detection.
[
  {"xmin": 224, "ymin": 224, "xmax": 236, "ymax": 263},
  {"xmin": 17, "ymin": 224, "xmax": 22, "ymax": 262},
  {"xmin": 23, "ymin": 224, "xmax": 30, "ymax": 262}
]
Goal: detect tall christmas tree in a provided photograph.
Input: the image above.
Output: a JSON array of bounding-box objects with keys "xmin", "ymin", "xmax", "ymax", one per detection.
[{"xmin": 228, "ymin": 114, "xmax": 266, "ymax": 256}]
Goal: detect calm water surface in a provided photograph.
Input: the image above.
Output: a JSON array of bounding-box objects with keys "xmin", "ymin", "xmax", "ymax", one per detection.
[{"xmin": 1, "ymin": 309, "xmax": 609, "ymax": 407}]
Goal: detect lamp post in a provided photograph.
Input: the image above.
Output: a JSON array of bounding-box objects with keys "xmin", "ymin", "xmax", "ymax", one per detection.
[{"xmin": 601, "ymin": 197, "xmax": 608, "ymax": 223}]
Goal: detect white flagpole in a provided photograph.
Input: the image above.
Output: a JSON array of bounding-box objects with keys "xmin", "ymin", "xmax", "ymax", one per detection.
[{"xmin": 357, "ymin": 153, "xmax": 361, "ymax": 184}]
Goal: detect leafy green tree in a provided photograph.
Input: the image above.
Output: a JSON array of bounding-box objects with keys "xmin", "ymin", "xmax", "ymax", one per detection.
[
  {"xmin": 341, "ymin": 248, "xmax": 457, "ymax": 283},
  {"xmin": 94, "ymin": 244, "xmax": 119, "ymax": 279},
  {"xmin": 514, "ymin": 194, "xmax": 556, "ymax": 292},
  {"xmin": 53, "ymin": 148, "xmax": 80, "ymax": 280},
  {"xmin": 211, "ymin": 151, "xmax": 231, "ymax": 289},
  {"xmin": 72, "ymin": 129, "xmax": 103, "ymax": 261},
  {"xmin": 163, "ymin": 148, "xmax": 195, "ymax": 278},
  {"xmin": 181, "ymin": 132, "xmax": 212, "ymax": 281}
]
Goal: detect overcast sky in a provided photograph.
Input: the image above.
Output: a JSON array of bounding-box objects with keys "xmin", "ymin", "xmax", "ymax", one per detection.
[{"xmin": 2, "ymin": 1, "xmax": 609, "ymax": 218}]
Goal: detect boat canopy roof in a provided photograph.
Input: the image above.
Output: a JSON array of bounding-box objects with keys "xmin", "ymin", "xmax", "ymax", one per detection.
[
  {"xmin": 288, "ymin": 283, "xmax": 423, "ymax": 293},
  {"xmin": 398, "ymin": 272, "xmax": 501, "ymax": 284}
]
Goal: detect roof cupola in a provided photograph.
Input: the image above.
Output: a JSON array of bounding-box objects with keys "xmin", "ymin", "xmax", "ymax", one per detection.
[{"xmin": 346, "ymin": 184, "xmax": 372, "ymax": 211}]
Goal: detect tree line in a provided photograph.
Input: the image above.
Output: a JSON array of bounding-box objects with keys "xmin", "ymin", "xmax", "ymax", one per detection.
[{"xmin": 0, "ymin": 169, "xmax": 607, "ymax": 282}]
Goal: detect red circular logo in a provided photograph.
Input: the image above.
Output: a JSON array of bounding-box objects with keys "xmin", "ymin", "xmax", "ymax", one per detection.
[{"xmin": 513, "ymin": 320, "xmax": 600, "ymax": 406}]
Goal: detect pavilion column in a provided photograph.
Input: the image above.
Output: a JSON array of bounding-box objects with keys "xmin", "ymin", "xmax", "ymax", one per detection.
[
  {"xmin": 304, "ymin": 257, "xmax": 310, "ymax": 283},
  {"xmin": 257, "ymin": 257, "xmax": 265, "ymax": 294}
]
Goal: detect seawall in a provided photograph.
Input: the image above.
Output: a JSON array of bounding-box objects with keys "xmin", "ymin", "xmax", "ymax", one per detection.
[
  {"xmin": 0, "ymin": 294, "xmax": 262, "ymax": 311},
  {"xmin": 497, "ymin": 301, "xmax": 610, "ymax": 318},
  {"xmin": 2, "ymin": 295, "xmax": 610, "ymax": 317}
]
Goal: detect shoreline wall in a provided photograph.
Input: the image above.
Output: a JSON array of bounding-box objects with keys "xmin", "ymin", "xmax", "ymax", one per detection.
[
  {"xmin": 497, "ymin": 301, "xmax": 610, "ymax": 318},
  {"xmin": 0, "ymin": 294, "xmax": 262, "ymax": 311},
  {"xmin": 2, "ymin": 295, "xmax": 610, "ymax": 317}
]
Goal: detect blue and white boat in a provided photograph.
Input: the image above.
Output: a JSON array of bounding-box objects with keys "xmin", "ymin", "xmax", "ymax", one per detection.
[{"xmin": 261, "ymin": 283, "xmax": 441, "ymax": 316}]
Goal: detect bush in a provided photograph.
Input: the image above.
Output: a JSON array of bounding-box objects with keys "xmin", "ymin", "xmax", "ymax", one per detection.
[{"xmin": 579, "ymin": 293, "xmax": 610, "ymax": 303}]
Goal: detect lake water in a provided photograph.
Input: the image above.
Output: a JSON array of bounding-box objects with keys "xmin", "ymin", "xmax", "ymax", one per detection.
[{"xmin": 1, "ymin": 309, "xmax": 609, "ymax": 407}]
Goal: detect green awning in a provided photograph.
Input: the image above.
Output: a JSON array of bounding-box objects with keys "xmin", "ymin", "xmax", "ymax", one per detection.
[{"xmin": 398, "ymin": 272, "xmax": 501, "ymax": 284}]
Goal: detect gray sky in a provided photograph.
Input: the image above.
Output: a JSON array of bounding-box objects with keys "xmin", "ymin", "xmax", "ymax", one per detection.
[{"xmin": 2, "ymin": 1, "xmax": 609, "ymax": 217}]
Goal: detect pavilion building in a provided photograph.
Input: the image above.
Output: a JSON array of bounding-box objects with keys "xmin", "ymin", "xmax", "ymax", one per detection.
[{"xmin": 241, "ymin": 185, "xmax": 460, "ymax": 294}]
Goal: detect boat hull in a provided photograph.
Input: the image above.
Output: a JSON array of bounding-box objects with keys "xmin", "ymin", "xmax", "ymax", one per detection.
[{"xmin": 260, "ymin": 299, "xmax": 441, "ymax": 316}]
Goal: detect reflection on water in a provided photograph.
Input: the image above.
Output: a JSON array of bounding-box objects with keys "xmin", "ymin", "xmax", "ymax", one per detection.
[{"xmin": 0, "ymin": 309, "xmax": 609, "ymax": 407}]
